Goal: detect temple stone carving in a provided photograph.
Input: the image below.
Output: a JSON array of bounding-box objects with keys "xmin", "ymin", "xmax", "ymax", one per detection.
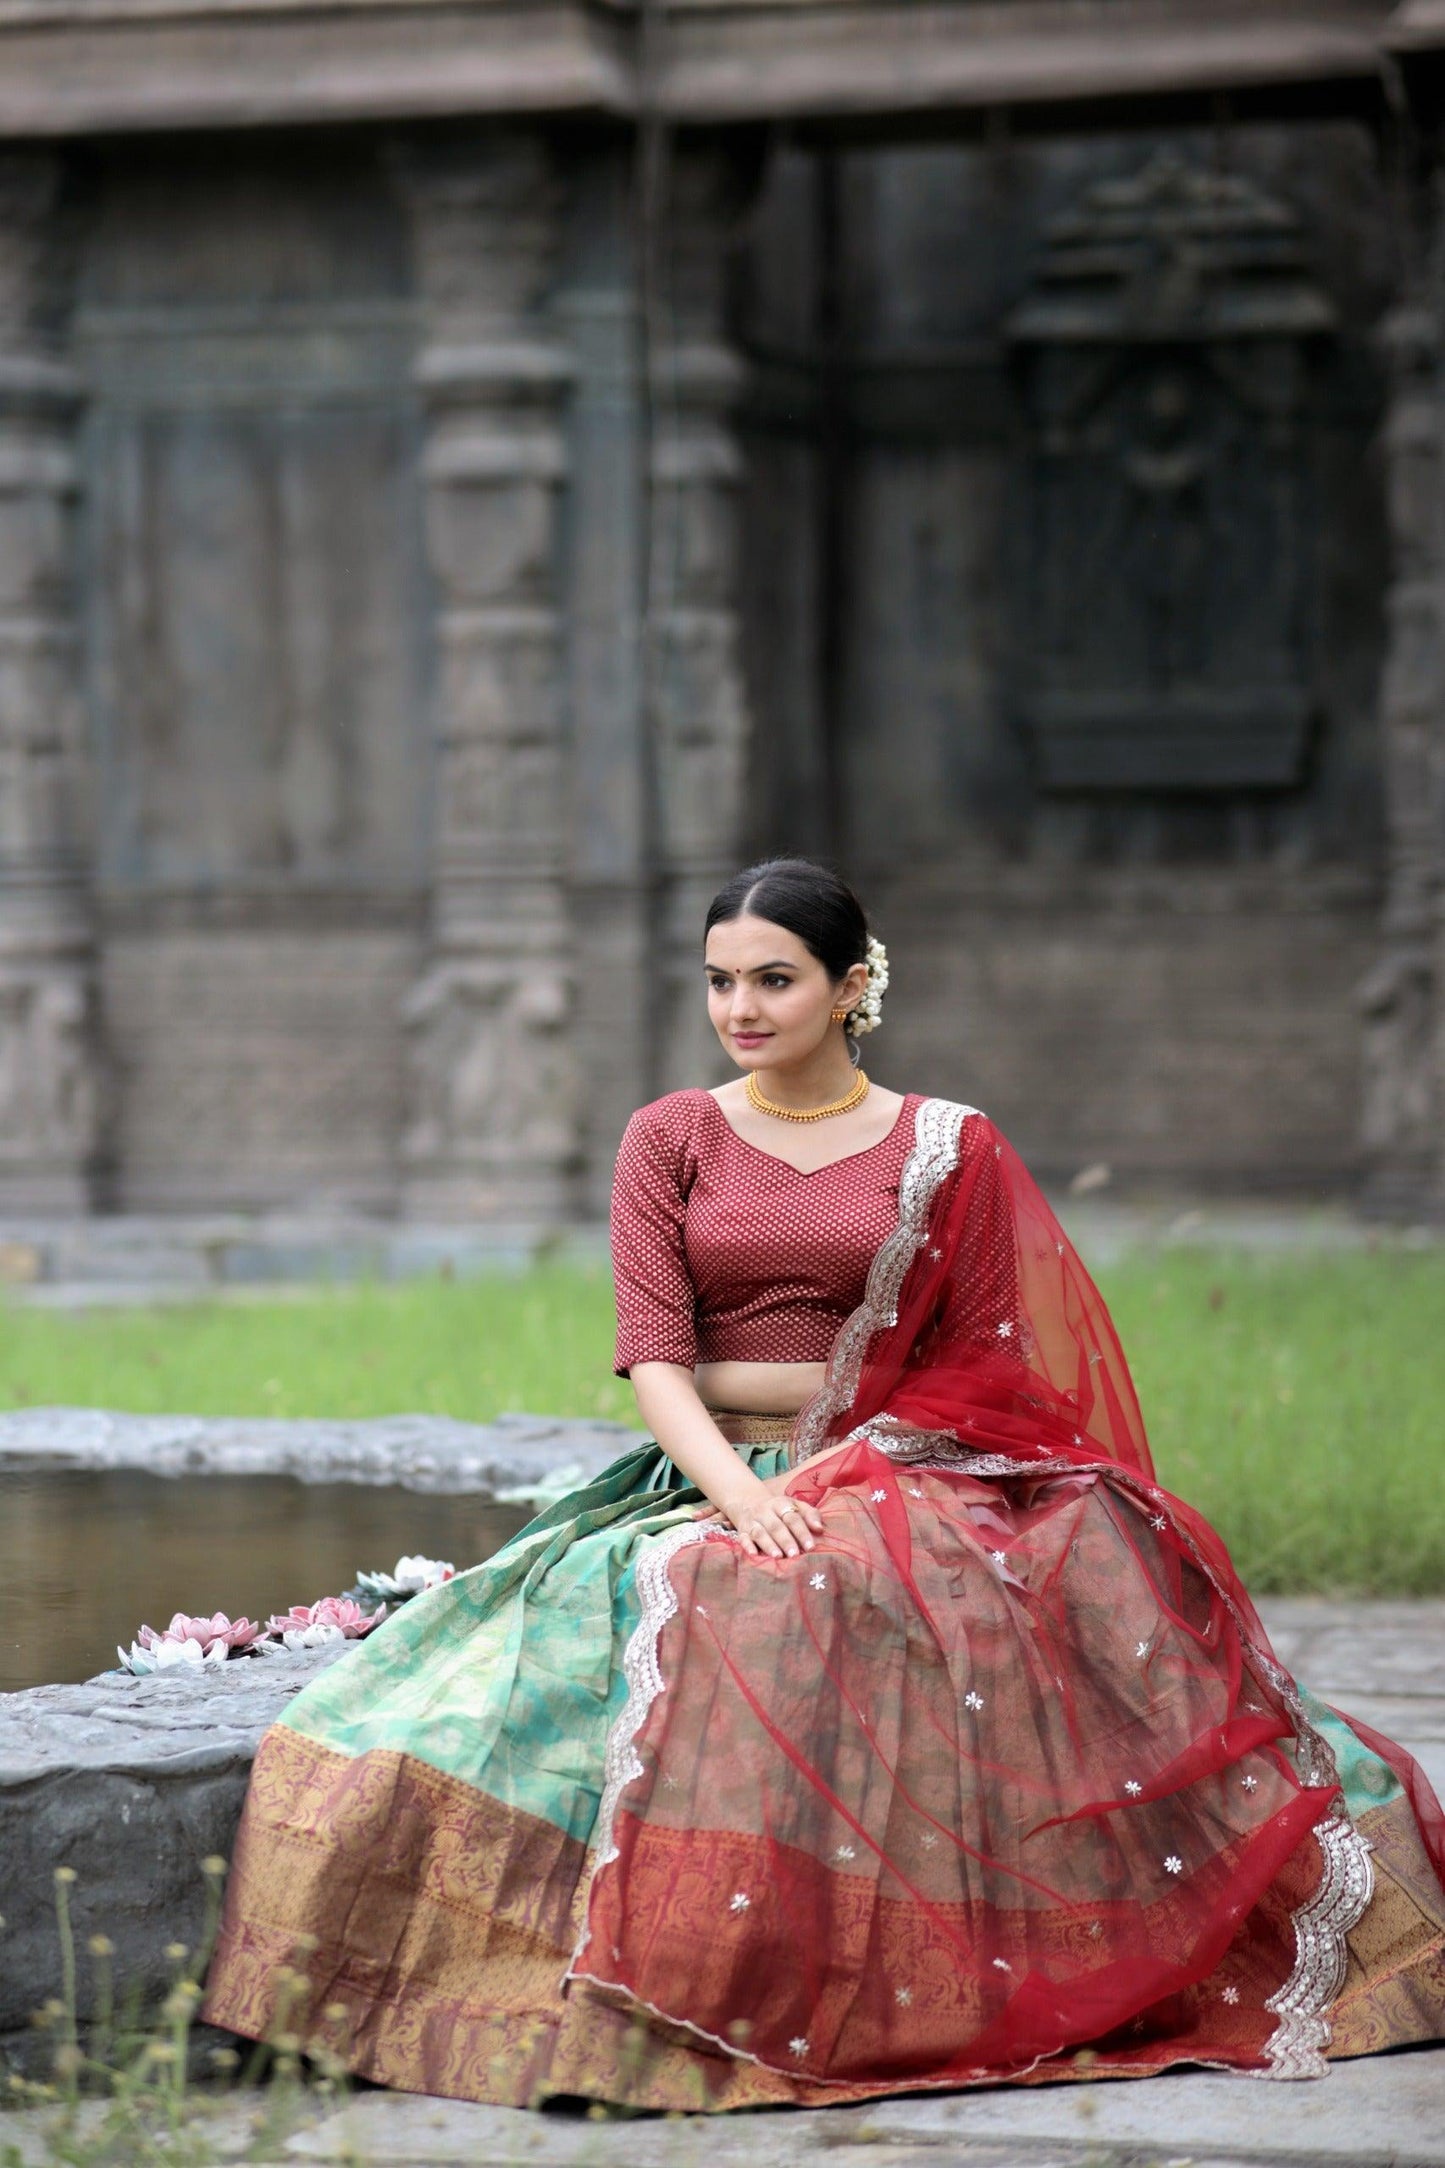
[
  {"xmin": 1008, "ymin": 155, "xmax": 1336, "ymax": 794},
  {"xmin": 0, "ymin": 154, "xmax": 101, "ymax": 1211},
  {"xmin": 394, "ymin": 134, "xmax": 578, "ymax": 1220},
  {"xmin": 0, "ymin": 10, "xmax": 1432, "ymax": 1216}
]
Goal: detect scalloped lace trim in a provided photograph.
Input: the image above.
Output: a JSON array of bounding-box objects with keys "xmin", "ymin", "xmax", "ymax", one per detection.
[
  {"xmin": 568, "ymin": 1516, "xmax": 726, "ymax": 1971},
  {"xmin": 1257, "ymin": 1814, "xmax": 1374, "ymax": 2079}
]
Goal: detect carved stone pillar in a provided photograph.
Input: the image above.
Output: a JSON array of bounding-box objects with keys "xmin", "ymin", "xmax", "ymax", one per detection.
[
  {"xmin": 1361, "ymin": 273, "xmax": 1445, "ymax": 1215},
  {"xmin": 0, "ymin": 155, "xmax": 100, "ymax": 1212},
  {"xmin": 393, "ymin": 132, "xmax": 577, "ymax": 1220},
  {"xmin": 651, "ymin": 143, "xmax": 754, "ymax": 1093}
]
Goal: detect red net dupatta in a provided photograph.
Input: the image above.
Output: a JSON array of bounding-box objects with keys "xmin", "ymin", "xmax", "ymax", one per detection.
[{"xmin": 572, "ymin": 1102, "xmax": 1380, "ymax": 2090}]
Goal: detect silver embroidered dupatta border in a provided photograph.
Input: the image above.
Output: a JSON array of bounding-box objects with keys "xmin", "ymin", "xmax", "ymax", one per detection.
[
  {"xmin": 790, "ymin": 1095, "xmax": 975, "ymax": 1467},
  {"xmin": 569, "ymin": 1095, "xmax": 1373, "ymax": 2080}
]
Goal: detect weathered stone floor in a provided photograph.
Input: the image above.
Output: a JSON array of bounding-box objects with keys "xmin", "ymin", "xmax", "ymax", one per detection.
[{"xmin": 5, "ymin": 2048, "xmax": 1445, "ymax": 2168}]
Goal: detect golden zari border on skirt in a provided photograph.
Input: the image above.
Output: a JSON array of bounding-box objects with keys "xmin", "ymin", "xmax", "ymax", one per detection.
[{"xmin": 203, "ymin": 1728, "xmax": 1445, "ymax": 2111}]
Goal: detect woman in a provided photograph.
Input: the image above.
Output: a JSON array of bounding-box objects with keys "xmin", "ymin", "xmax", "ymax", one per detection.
[{"xmin": 205, "ymin": 858, "xmax": 1445, "ymax": 2108}]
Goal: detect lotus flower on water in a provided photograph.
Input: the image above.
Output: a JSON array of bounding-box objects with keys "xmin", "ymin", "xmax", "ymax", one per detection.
[
  {"xmin": 350, "ymin": 1554, "xmax": 456, "ymax": 1605},
  {"xmin": 118, "ymin": 1612, "xmax": 266, "ymax": 1674},
  {"xmin": 266, "ymin": 1596, "xmax": 387, "ymax": 1652}
]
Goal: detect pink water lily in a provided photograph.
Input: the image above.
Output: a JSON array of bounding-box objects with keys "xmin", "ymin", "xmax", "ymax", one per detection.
[
  {"xmin": 118, "ymin": 1612, "xmax": 265, "ymax": 1674},
  {"xmin": 267, "ymin": 1596, "xmax": 387, "ymax": 1651},
  {"xmin": 155, "ymin": 1612, "xmax": 266, "ymax": 1655}
]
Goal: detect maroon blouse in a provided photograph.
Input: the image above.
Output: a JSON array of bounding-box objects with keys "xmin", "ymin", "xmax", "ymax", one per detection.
[{"xmin": 611, "ymin": 1088, "xmax": 924, "ymax": 1375}]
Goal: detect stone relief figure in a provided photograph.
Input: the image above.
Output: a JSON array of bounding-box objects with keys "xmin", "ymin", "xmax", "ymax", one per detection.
[
  {"xmin": 401, "ymin": 957, "xmax": 577, "ymax": 1209},
  {"xmin": 1122, "ymin": 368, "xmax": 1211, "ymax": 693},
  {"xmin": 0, "ymin": 971, "xmax": 99, "ymax": 1166}
]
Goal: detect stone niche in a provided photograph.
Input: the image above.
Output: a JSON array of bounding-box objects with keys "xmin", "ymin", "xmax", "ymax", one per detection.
[{"xmin": 1007, "ymin": 153, "xmax": 1338, "ymax": 794}]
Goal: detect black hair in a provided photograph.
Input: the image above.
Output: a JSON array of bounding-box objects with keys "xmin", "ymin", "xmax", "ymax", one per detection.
[{"xmin": 704, "ymin": 858, "xmax": 870, "ymax": 984}]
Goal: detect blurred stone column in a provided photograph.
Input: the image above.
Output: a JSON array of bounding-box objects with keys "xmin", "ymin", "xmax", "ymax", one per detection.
[
  {"xmin": 0, "ymin": 154, "xmax": 101, "ymax": 1212},
  {"xmin": 393, "ymin": 132, "xmax": 578, "ymax": 1221},
  {"xmin": 1361, "ymin": 267, "xmax": 1445, "ymax": 1216},
  {"xmin": 651, "ymin": 143, "xmax": 754, "ymax": 1093}
]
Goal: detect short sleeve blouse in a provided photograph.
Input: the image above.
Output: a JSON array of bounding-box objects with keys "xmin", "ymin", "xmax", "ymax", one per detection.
[{"xmin": 610, "ymin": 1089, "xmax": 923, "ymax": 1375}]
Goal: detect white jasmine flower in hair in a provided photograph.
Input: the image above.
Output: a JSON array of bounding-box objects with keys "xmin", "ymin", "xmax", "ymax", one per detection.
[{"xmin": 847, "ymin": 936, "xmax": 890, "ymax": 1036}]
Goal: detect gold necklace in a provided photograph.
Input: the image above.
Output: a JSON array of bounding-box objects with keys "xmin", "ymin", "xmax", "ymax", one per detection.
[{"xmin": 745, "ymin": 1068, "xmax": 870, "ymax": 1123}]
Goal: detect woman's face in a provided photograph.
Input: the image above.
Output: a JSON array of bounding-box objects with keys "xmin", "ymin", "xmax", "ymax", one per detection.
[{"xmin": 704, "ymin": 913, "xmax": 865, "ymax": 1072}]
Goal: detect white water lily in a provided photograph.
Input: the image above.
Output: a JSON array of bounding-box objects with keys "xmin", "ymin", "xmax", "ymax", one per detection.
[
  {"xmin": 351, "ymin": 1554, "xmax": 456, "ymax": 1604},
  {"xmin": 119, "ymin": 1634, "xmax": 228, "ymax": 1676},
  {"xmin": 279, "ymin": 1621, "xmax": 349, "ymax": 1652}
]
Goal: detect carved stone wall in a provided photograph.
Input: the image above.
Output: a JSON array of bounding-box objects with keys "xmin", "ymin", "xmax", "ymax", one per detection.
[
  {"xmin": 1361, "ymin": 266, "xmax": 1445, "ymax": 1214},
  {"xmin": 0, "ymin": 110, "xmax": 1403, "ymax": 1216},
  {"xmin": 0, "ymin": 154, "xmax": 102, "ymax": 1211},
  {"xmin": 77, "ymin": 138, "xmax": 427, "ymax": 1211},
  {"xmin": 393, "ymin": 131, "xmax": 578, "ymax": 1220},
  {"xmin": 741, "ymin": 126, "xmax": 1393, "ymax": 1193}
]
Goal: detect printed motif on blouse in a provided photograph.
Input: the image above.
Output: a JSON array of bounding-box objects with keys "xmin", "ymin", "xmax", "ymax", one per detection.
[{"xmin": 611, "ymin": 1089, "xmax": 924, "ymax": 1373}]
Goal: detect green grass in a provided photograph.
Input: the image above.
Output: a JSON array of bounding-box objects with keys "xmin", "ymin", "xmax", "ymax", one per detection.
[
  {"xmin": 0, "ymin": 1267, "xmax": 637, "ymax": 1427},
  {"xmin": 0, "ymin": 1249, "xmax": 1442, "ymax": 1593},
  {"xmin": 1102, "ymin": 1248, "xmax": 1445, "ymax": 1596}
]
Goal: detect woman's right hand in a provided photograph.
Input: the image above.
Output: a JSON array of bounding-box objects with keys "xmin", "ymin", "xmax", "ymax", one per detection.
[{"xmin": 713, "ymin": 1479, "xmax": 826, "ymax": 1559}]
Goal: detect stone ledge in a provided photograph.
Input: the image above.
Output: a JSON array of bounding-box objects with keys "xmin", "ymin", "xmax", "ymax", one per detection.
[
  {"xmin": 0, "ymin": 1646, "xmax": 349, "ymax": 2065},
  {"xmin": 0, "ymin": 1408, "xmax": 645, "ymax": 1494}
]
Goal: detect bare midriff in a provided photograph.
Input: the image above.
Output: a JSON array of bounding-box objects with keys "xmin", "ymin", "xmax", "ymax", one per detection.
[{"xmin": 695, "ymin": 1360, "xmax": 826, "ymax": 1415}]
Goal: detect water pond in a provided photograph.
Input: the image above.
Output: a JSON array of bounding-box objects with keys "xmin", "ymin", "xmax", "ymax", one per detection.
[{"xmin": 0, "ymin": 1469, "xmax": 531, "ymax": 1691}]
